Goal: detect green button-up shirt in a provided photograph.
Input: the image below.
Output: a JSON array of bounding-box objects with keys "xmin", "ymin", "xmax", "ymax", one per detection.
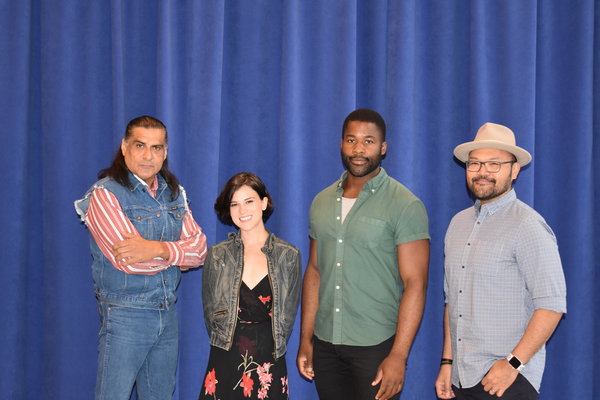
[{"xmin": 309, "ymin": 168, "xmax": 429, "ymax": 345}]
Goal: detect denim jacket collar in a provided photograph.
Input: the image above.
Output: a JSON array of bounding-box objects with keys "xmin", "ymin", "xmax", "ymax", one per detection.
[
  {"xmin": 227, "ymin": 230, "xmax": 276, "ymax": 255},
  {"xmin": 128, "ymin": 172, "xmax": 167, "ymax": 198}
]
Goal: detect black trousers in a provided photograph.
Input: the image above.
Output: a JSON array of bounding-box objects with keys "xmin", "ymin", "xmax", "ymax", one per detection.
[
  {"xmin": 452, "ymin": 374, "xmax": 538, "ymax": 400},
  {"xmin": 313, "ymin": 335, "xmax": 399, "ymax": 400}
]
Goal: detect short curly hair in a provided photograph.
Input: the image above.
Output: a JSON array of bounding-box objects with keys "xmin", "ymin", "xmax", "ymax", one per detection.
[
  {"xmin": 214, "ymin": 172, "xmax": 274, "ymax": 226},
  {"xmin": 342, "ymin": 108, "xmax": 386, "ymax": 141}
]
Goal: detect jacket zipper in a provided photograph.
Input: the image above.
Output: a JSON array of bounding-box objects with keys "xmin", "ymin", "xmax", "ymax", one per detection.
[
  {"xmin": 228, "ymin": 253, "xmax": 243, "ymax": 351},
  {"xmin": 267, "ymin": 256, "xmax": 277, "ymax": 359}
]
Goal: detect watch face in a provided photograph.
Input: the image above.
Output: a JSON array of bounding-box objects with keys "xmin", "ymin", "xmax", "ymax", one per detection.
[{"xmin": 508, "ymin": 356, "xmax": 522, "ymax": 369}]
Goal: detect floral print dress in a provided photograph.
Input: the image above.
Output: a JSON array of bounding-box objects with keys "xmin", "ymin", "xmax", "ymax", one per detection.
[{"xmin": 200, "ymin": 275, "xmax": 289, "ymax": 400}]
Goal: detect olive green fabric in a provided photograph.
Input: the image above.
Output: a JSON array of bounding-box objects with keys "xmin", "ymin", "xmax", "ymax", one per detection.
[{"xmin": 309, "ymin": 168, "xmax": 429, "ymax": 345}]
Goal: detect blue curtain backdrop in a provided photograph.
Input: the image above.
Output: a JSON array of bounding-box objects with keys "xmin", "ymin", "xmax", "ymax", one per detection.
[{"xmin": 1, "ymin": 1, "xmax": 597, "ymax": 399}]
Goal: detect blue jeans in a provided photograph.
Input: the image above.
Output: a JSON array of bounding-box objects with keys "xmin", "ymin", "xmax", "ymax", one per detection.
[{"xmin": 95, "ymin": 302, "xmax": 179, "ymax": 400}]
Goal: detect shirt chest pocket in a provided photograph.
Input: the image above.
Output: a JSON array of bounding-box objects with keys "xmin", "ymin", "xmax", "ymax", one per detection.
[
  {"xmin": 165, "ymin": 205, "xmax": 186, "ymax": 237},
  {"xmin": 166, "ymin": 205, "xmax": 186, "ymax": 222},
  {"xmin": 349, "ymin": 216, "xmax": 392, "ymax": 249},
  {"xmin": 123, "ymin": 207, "xmax": 165, "ymax": 238},
  {"xmin": 124, "ymin": 205, "xmax": 186, "ymax": 240},
  {"xmin": 471, "ymin": 239, "xmax": 514, "ymax": 278}
]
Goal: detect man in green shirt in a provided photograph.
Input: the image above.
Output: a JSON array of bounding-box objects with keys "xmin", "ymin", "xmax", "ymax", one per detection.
[{"xmin": 296, "ymin": 109, "xmax": 430, "ymax": 400}]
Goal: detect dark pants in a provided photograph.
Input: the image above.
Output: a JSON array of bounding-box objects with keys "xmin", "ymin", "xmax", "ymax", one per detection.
[
  {"xmin": 313, "ymin": 335, "xmax": 399, "ymax": 400},
  {"xmin": 452, "ymin": 374, "xmax": 538, "ymax": 400}
]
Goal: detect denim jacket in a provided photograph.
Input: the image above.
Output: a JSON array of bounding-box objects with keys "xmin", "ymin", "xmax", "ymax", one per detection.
[
  {"xmin": 202, "ymin": 231, "xmax": 302, "ymax": 359},
  {"xmin": 74, "ymin": 173, "xmax": 187, "ymax": 310}
]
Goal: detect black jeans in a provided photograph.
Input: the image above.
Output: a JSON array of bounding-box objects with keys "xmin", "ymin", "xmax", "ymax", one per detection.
[
  {"xmin": 452, "ymin": 374, "xmax": 538, "ymax": 400},
  {"xmin": 313, "ymin": 335, "xmax": 399, "ymax": 400}
]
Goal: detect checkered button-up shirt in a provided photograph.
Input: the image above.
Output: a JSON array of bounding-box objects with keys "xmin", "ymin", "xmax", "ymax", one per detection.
[{"xmin": 444, "ymin": 189, "xmax": 566, "ymax": 391}]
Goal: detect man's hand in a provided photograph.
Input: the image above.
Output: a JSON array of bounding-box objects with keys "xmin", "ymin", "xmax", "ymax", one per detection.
[
  {"xmin": 372, "ymin": 353, "xmax": 406, "ymax": 400},
  {"xmin": 113, "ymin": 232, "xmax": 169, "ymax": 266},
  {"xmin": 481, "ymin": 359, "xmax": 519, "ymax": 397},
  {"xmin": 434, "ymin": 364, "xmax": 455, "ymax": 399},
  {"xmin": 296, "ymin": 341, "xmax": 315, "ymax": 380}
]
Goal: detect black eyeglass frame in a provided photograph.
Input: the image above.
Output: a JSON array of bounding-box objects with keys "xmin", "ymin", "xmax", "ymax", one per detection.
[{"xmin": 465, "ymin": 160, "xmax": 516, "ymax": 173}]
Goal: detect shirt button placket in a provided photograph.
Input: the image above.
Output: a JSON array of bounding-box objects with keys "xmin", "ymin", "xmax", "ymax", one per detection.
[
  {"xmin": 457, "ymin": 217, "xmax": 482, "ymax": 365},
  {"xmin": 334, "ymin": 203, "xmax": 344, "ymax": 342}
]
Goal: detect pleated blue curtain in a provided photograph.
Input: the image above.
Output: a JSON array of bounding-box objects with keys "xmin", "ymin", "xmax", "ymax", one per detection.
[{"xmin": 0, "ymin": 1, "xmax": 597, "ymax": 399}]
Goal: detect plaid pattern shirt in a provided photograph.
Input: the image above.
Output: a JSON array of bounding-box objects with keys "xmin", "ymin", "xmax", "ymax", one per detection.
[{"xmin": 444, "ymin": 189, "xmax": 566, "ymax": 391}]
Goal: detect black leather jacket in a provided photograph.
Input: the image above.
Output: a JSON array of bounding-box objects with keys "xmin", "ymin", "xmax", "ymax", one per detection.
[{"xmin": 202, "ymin": 231, "xmax": 302, "ymax": 359}]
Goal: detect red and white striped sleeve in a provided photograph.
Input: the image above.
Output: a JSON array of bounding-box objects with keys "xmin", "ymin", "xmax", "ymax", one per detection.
[
  {"xmin": 85, "ymin": 188, "xmax": 170, "ymax": 275},
  {"xmin": 163, "ymin": 206, "xmax": 207, "ymax": 268}
]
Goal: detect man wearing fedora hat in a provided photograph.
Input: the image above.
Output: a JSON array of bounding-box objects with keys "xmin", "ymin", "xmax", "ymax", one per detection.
[{"xmin": 435, "ymin": 123, "xmax": 566, "ymax": 399}]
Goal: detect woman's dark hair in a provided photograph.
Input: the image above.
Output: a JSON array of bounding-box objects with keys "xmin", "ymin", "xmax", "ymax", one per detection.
[
  {"xmin": 98, "ymin": 115, "xmax": 180, "ymax": 201},
  {"xmin": 214, "ymin": 172, "xmax": 274, "ymax": 226}
]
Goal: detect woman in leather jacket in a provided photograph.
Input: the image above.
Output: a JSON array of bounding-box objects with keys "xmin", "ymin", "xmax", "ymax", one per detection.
[{"xmin": 200, "ymin": 172, "xmax": 302, "ymax": 400}]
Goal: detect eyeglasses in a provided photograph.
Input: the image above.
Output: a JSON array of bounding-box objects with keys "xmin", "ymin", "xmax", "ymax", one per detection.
[{"xmin": 466, "ymin": 160, "xmax": 515, "ymax": 173}]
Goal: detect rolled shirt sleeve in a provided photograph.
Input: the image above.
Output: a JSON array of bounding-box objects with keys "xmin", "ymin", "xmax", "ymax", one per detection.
[{"xmin": 515, "ymin": 216, "xmax": 567, "ymax": 313}]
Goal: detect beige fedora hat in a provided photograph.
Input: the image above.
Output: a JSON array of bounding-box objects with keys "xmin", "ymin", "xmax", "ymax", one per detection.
[{"xmin": 453, "ymin": 122, "xmax": 532, "ymax": 166}]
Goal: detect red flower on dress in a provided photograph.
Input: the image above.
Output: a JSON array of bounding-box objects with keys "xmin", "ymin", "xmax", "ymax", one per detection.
[
  {"xmin": 204, "ymin": 368, "xmax": 218, "ymax": 395},
  {"xmin": 240, "ymin": 371, "xmax": 254, "ymax": 397},
  {"xmin": 258, "ymin": 295, "xmax": 271, "ymax": 305}
]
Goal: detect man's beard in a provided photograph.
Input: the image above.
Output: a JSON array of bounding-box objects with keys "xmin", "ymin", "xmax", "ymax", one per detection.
[
  {"xmin": 341, "ymin": 151, "xmax": 382, "ymax": 178},
  {"xmin": 468, "ymin": 175, "xmax": 512, "ymax": 202}
]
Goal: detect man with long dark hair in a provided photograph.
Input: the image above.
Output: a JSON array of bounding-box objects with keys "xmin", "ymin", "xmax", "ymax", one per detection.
[{"xmin": 75, "ymin": 115, "xmax": 207, "ymax": 400}]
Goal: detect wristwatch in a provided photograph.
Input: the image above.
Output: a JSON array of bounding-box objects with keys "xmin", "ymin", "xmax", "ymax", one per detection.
[{"xmin": 506, "ymin": 353, "xmax": 525, "ymax": 372}]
